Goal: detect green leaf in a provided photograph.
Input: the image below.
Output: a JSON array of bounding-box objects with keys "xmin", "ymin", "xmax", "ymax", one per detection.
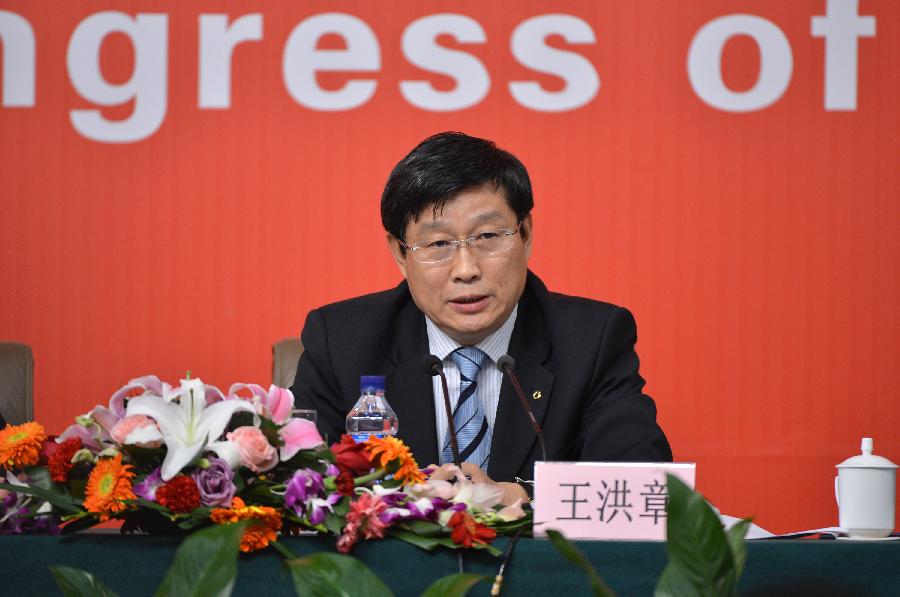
[
  {"xmin": 121, "ymin": 444, "xmax": 165, "ymax": 467},
  {"xmin": 240, "ymin": 480, "xmax": 280, "ymax": 505},
  {"xmin": 177, "ymin": 511, "xmax": 214, "ymax": 531},
  {"xmin": 546, "ymin": 530, "xmax": 615, "ymax": 597},
  {"xmin": 655, "ymin": 563, "xmax": 698, "ymax": 597},
  {"xmin": 281, "ymin": 449, "xmax": 328, "ymax": 471},
  {"xmin": 60, "ymin": 514, "xmax": 101, "ymax": 534},
  {"xmin": 259, "ymin": 417, "xmax": 284, "ymax": 447},
  {"xmin": 398, "ymin": 519, "xmax": 447, "ymax": 537},
  {"xmin": 228, "ymin": 411, "xmax": 256, "ymax": 430},
  {"xmin": 233, "ymin": 474, "xmax": 246, "ymax": 493},
  {"xmin": 420, "ymin": 573, "xmax": 486, "ymax": 597},
  {"xmin": 389, "ymin": 528, "xmax": 457, "ymax": 551},
  {"xmin": 154, "ymin": 521, "xmax": 247, "ymax": 597},
  {"xmin": 470, "ymin": 541, "xmax": 503, "ymax": 557},
  {"xmin": 0, "ymin": 481, "xmax": 83, "ymax": 513},
  {"xmin": 286, "ymin": 552, "xmax": 393, "ymax": 597},
  {"xmin": 324, "ymin": 511, "xmax": 345, "ymax": 535},
  {"xmin": 24, "ymin": 465, "xmax": 54, "ymax": 489},
  {"xmin": 50, "ymin": 566, "xmax": 121, "ymax": 597},
  {"xmin": 67, "ymin": 477, "xmax": 88, "ymax": 499},
  {"xmin": 136, "ymin": 498, "xmax": 172, "ymax": 513},
  {"xmin": 663, "ymin": 474, "xmax": 735, "ymax": 596},
  {"xmin": 724, "ymin": 519, "xmax": 752, "ymax": 580},
  {"xmin": 485, "ymin": 515, "xmax": 534, "ymax": 534}
]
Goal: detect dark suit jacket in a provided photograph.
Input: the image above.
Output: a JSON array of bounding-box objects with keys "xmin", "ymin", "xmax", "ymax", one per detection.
[{"xmin": 292, "ymin": 271, "xmax": 672, "ymax": 482}]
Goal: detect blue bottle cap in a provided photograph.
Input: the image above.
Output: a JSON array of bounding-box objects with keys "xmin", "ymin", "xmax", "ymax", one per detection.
[{"xmin": 360, "ymin": 375, "xmax": 385, "ymax": 392}]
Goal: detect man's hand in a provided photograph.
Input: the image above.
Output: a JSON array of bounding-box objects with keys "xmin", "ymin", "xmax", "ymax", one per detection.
[{"xmin": 426, "ymin": 462, "xmax": 529, "ymax": 506}]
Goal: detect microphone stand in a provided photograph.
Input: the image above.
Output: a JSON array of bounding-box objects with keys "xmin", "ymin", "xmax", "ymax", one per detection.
[
  {"xmin": 422, "ymin": 356, "xmax": 466, "ymax": 576},
  {"xmin": 423, "ymin": 355, "xmax": 461, "ymax": 468},
  {"xmin": 498, "ymin": 355, "xmax": 547, "ymax": 462}
]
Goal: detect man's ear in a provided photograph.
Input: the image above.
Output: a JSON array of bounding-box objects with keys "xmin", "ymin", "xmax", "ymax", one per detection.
[
  {"xmin": 521, "ymin": 214, "xmax": 533, "ymax": 259},
  {"xmin": 386, "ymin": 234, "xmax": 409, "ymax": 278}
]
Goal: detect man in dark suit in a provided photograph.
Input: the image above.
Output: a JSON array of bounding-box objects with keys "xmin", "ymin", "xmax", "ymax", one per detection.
[{"xmin": 292, "ymin": 132, "xmax": 671, "ymax": 483}]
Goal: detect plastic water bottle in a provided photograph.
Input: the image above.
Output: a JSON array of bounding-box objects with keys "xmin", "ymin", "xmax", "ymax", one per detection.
[{"xmin": 346, "ymin": 375, "xmax": 398, "ymax": 442}]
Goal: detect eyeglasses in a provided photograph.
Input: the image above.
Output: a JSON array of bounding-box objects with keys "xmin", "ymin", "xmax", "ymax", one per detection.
[{"xmin": 400, "ymin": 222, "xmax": 522, "ymax": 264}]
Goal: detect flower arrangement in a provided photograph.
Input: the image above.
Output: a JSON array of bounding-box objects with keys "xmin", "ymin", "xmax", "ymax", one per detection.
[{"xmin": 0, "ymin": 374, "xmax": 530, "ymax": 554}]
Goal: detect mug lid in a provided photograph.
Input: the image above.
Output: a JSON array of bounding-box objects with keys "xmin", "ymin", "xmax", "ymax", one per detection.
[{"xmin": 836, "ymin": 437, "xmax": 898, "ymax": 469}]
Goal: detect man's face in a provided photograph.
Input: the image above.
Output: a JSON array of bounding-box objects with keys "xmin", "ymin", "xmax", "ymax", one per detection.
[{"xmin": 388, "ymin": 184, "xmax": 532, "ymax": 346}]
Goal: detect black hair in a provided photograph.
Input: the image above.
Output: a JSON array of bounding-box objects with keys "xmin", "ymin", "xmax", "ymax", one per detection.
[{"xmin": 380, "ymin": 132, "xmax": 533, "ymax": 242}]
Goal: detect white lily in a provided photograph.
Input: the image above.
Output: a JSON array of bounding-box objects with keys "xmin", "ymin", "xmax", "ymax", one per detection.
[{"xmin": 125, "ymin": 378, "xmax": 256, "ymax": 480}]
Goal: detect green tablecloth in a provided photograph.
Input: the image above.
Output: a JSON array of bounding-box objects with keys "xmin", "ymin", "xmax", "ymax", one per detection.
[{"xmin": 6, "ymin": 533, "xmax": 899, "ymax": 596}]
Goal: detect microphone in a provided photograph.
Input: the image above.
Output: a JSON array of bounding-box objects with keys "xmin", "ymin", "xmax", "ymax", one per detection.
[
  {"xmin": 497, "ymin": 355, "xmax": 547, "ymax": 462},
  {"xmin": 422, "ymin": 354, "xmax": 461, "ymax": 468}
]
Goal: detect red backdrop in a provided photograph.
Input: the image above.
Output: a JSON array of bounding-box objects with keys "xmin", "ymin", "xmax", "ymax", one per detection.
[{"xmin": 1, "ymin": 1, "xmax": 898, "ymax": 534}]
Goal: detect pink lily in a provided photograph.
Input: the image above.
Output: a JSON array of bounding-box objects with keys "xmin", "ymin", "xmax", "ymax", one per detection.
[{"xmin": 278, "ymin": 417, "xmax": 324, "ymax": 461}]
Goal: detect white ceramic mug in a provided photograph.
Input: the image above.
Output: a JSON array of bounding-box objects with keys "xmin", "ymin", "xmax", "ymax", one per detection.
[{"xmin": 834, "ymin": 437, "xmax": 896, "ymax": 539}]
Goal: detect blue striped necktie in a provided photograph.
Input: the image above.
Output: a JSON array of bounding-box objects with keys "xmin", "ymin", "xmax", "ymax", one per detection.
[{"xmin": 441, "ymin": 347, "xmax": 491, "ymax": 470}]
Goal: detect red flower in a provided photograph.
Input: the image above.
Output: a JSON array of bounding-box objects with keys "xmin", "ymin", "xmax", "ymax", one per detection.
[
  {"xmin": 448, "ymin": 511, "xmax": 496, "ymax": 548},
  {"xmin": 156, "ymin": 475, "xmax": 201, "ymax": 513},
  {"xmin": 48, "ymin": 437, "xmax": 82, "ymax": 483},
  {"xmin": 335, "ymin": 468, "xmax": 356, "ymax": 496},
  {"xmin": 330, "ymin": 435, "xmax": 372, "ymax": 475},
  {"xmin": 40, "ymin": 436, "xmax": 60, "ymax": 466},
  {"xmin": 337, "ymin": 492, "xmax": 388, "ymax": 553}
]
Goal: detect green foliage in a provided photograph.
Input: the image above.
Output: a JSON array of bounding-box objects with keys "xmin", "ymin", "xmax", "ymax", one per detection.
[
  {"xmin": 545, "ymin": 475, "xmax": 752, "ymax": 597},
  {"xmin": 121, "ymin": 444, "xmax": 165, "ymax": 468},
  {"xmin": 259, "ymin": 417, "xmax": 284, "ymax": 448},
  {"xmin": 725, "ymin": 519, "xmax": 751, "ymax": 580},
  {"xmin": 58, "ymin": 513, "xmax": 101, "ymax": 534},
  {"xmin": 153, "ymin": 521, "xmax": 247, "ymax": 597},
  {"xmin": 50, "ymin": 566, "xmax": 121, "ymax": 597},
  {"xmin": 228, "ymin": 411, "xmax": 256, "ymax": 430},
  {"xmin": 25, "ymin": 465, "xmax": 55, "ymax": 490},
  {"xmin": 391, "ymin": 520, "xmax": 503, "ymax": 556},
  {"xmin": 282, "ymin": 447, "xmax": 332, "ymax": 470},
  {"xmin": 49, "ymin": 521, "xmax": 245, "ymax": 597},
  {"xmin": 389, "ymin": 527, "xmax": 459, "ymax": 551},
  {"xmin": 324, "ymin": 511, "xmax": 346, "ymax": 535},
  {"xmin": 43, "ymin": 469, "xmax": 752, "ymax": 597},
  {"xmin": 0, "ymin": 480, "xmax": 83, "ymax": 513},
  {"xmin": 546, "ymin": 530, "xmax": 615, "ymax": 597},
  {"xmin": 654, "ymin": 474, "xmax": 751, "ymax": 597},
  {"xmin": 286, "ymin": 552, "xmax": 393, "ymax": 597},
  {"xmin": 420, "ymin": 573, "xmax": 486, "ymax": 597}
]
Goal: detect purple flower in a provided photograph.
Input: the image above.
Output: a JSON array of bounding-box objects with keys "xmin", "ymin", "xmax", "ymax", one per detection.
[
  {"xmin": 191, "ymin": 458, "xmax": 236, "ymax": 507},
  {"xmin": 307, "ymin": 493, "xmax": 341, "ymax": 525},
  {"xmin": 0, "ymin": 491, "xmax": 60, "ymax": 535},
  {"xmin": 284, "ymin": 469, "xmax": 325, "ymax": 515},
  {"xmin": 381, "ymin": 496, "xmax": 449, "ymax": 524},
  {"xmin": 134, "ymin": 467, "xmax": 164, "ymax": 501}
]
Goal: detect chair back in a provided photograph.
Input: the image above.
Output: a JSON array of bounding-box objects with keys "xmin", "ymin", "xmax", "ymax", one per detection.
[
  {"xmin": 272, "ymin": 338, "xmax": 304, "ymax": 389},
  {"xmin": 0, "ymin": 342, "xmax": 34, "ymax": 426}
]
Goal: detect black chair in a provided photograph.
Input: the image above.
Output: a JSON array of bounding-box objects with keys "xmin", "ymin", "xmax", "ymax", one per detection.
[
  {"xmin": 272, "ymin": 338, "xmax": 303, "ymax": 389},
  {"xmin": 0, "ymin": 342, "xmax": 34, "ymax": 427}
]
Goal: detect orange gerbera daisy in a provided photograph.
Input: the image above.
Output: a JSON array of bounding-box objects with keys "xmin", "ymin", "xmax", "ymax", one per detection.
[
  {"xmin": 0, "ymin": 421, "xmax": 46, "ymax": 468},
  {"xmin": 210, "ymin": 497, "xmax": 282, "ymax": 552},
  {"xmin": 83, "ymin": 453, "xmax": 136, "ymax": 521},
  {"xmin": 365, "ymin": 436, "xmax": 425, "ymax": 485}
]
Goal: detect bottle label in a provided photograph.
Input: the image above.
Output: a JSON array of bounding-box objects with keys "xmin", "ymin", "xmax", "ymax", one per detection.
[{"xmin": 350, "ymin": 432, "xmax": 386, "ymax": 443}]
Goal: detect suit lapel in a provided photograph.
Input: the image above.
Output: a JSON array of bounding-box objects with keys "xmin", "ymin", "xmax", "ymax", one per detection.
[
  {"xmin": 488, "ymin": 273, "xmax": 555, "ymax": 481},
  {"xmin": 381, "ymin": 293, "xmax": 440, "ymax": 466}
]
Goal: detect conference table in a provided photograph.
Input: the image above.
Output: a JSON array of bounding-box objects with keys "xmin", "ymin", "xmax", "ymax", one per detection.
[{"xmin": 6, "ymin": 532, "xmax": 899, "ymax": 596}]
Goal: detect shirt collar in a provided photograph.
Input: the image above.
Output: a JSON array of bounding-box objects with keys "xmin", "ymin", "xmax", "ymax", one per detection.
[{"xmin": 425, "ymin": 304, "xmax": 518, "ymax": 364}]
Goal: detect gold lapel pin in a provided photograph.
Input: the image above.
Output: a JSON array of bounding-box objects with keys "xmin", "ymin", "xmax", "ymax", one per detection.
[{"xmin": 532, "ymin": 390, "xmax": 542, "ymax": 400}]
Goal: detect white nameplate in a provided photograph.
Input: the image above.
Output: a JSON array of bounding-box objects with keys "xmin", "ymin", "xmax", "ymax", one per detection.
[{"xmin": 533, "ymin": 461, "xmax": 696, "ymax": 540}]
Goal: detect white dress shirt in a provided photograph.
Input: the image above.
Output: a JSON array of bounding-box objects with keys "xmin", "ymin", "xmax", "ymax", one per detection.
[{"xmin": 425, "ymin": 305, "xmax": 517, "ymax": 457}]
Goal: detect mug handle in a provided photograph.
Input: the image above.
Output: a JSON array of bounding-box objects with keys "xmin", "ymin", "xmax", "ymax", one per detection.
[{"xmin": 834, "ymin": 475, "xmax": 840, "ymax": 506}]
